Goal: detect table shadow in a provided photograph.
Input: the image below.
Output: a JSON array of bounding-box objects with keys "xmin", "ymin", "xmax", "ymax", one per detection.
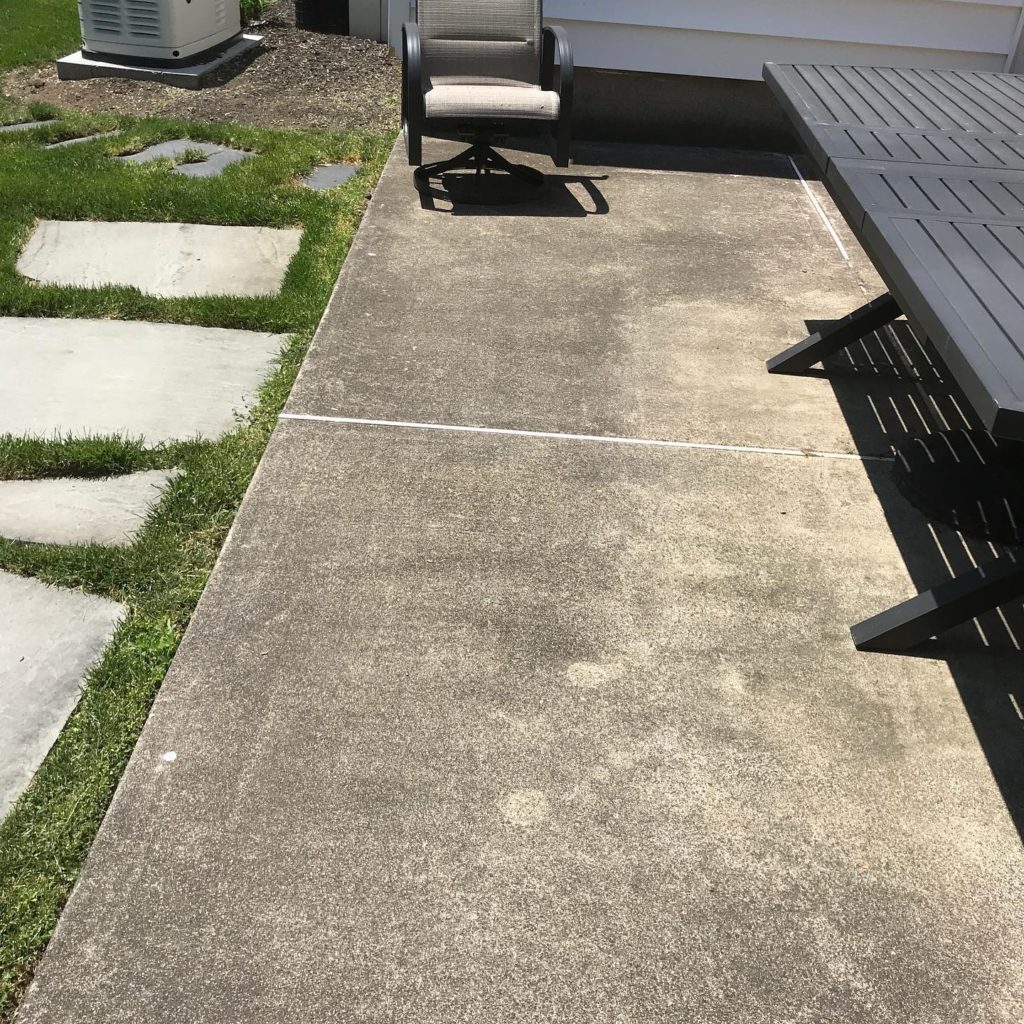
[{"xmin": 796, "ymin": 315, "xmax": 1024, "ymax": 843}]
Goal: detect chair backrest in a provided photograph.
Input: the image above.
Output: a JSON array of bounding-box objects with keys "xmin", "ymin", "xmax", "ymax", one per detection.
[{"xmin": 418, "ymin": 0, "xmax": 543, "ymax": 86}]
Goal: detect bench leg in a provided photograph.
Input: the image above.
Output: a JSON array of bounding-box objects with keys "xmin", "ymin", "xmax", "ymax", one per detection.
[
  {"xmin": 767, "ymin": 292, "xmax": 902, "ymax": 374},
  {"xmin": 851, "ymin": 557, "xmax": 1024, "ymax": 652}
]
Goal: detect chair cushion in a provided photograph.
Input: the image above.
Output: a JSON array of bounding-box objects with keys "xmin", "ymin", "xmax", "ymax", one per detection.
[{"xmin": 424, "ymin": 83, "xmax": 560, "ymax": 120}]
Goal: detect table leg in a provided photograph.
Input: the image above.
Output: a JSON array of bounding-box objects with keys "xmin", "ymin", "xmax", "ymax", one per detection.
[
  {"xmin": 767, "ymin": 292, "xmax": 901, "ymax": 374},
  {"xmin": 851, "ymin": 556, "xmax": 1024, "ymax": 652}
]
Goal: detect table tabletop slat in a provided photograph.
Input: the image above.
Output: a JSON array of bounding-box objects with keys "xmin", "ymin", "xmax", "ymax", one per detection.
[
  {"xmin": 765, "ymin": 62, "xmax": 1024, "ymax": 438},
  {"xmin": 767, "ymin": 64, "xmax": 1024, "ymax": 135},
  {"xmin": 863, "ymin": 212, "xmax": 1024, "ymax": 434}
]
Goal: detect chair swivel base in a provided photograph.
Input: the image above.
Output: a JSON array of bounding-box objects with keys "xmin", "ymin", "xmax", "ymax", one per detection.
[{"xmin": 414, "ymin": 142, "xmax": 545, "ymax": 204}]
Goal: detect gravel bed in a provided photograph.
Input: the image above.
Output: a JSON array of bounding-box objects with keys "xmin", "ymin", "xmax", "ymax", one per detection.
[{"xmin": 2, "ymin": 1, "xmax": 402, "ymax": 134}]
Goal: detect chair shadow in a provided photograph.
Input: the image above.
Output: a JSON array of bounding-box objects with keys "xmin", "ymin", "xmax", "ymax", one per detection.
[
  {"xmin": 796, "ymin": 315, "xmax": 1024, "ymax": 842},
  {"xmin": 417, "ymin": 173, "xmax": 610, "ymax": 217}
]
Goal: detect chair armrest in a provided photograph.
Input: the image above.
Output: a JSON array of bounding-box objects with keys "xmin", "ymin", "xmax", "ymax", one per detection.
[
  {"xmin": 541, "ymin": 25, "xmax": 574, "ymax": 112},
  {"xmin": 402, "ymin": 22, "xmax": 425, "ymax": 125}
]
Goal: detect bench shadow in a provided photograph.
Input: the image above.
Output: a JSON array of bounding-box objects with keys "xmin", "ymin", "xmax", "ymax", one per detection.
[
  {"xmin": 417, "ymin": 173, "xmax": 610, "ymax": 217},
  {"xmin": 800, "ymin": 316, "xmax": 1024, "ymax": 842}
]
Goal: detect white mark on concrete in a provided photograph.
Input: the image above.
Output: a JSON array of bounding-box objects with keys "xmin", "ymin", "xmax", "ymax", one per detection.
[
  {"xmin": 788, "ymin": 156, "xmax": 850, "ymax": 262},
  {"xmin": 279, "ymin": 413, "xmax": 892, "ymax": 464},
  {"xmin": 566, "ymin": 661, "xmax": 621, "ymax": 689},
  {"xmin": 498, "ymin": 789, "xmax": 550, "ymax": 826},
  {"xmin": 1010, "ymin": 694, "xmax": 1024, "ymax": 720},
  {"xmin": 161, "ymin": 751, "xmax": 177, "ymax": 762}
]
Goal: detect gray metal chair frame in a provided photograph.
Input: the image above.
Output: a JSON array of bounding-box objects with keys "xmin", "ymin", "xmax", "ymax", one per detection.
[{"xmin": 402, "ymin": 0, "xmax": 573, "ymax": 198}]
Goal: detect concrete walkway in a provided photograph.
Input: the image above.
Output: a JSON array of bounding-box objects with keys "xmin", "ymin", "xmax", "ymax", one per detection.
[{"xmin": 17, "ymin": 142, "xmax": 1024, "ymax": 1023}]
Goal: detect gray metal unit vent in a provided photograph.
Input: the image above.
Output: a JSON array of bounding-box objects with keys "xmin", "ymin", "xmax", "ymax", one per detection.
[
  {"xmin": 84, "ymin": 0, "xmax": 123, "ymax": 36},
  {"xmin": 126, "ymin": 0, "xmax": 162, "ymax": 39},
  {"xmin": 84, "ymin": 0, "xmax": 162, "ymax": 40}
]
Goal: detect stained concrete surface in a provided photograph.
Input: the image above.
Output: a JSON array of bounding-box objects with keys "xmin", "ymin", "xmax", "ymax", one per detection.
[
  {"xmin": 0, "ymin": 571, "xmax": 125, "ymax": 818},
  {"xmin": 302, "ymin": 164, "xmax": 360, "ymax": 190},
  {"xmin": 288, "ymin": 142, "xmax": 902, "ymax": 457},
  {"xmin": 0, "ymin": 318, "xmax": 284, "ymax": 443},
  {"xmin": 16, "ymin": 419, "xmax": 1024, "ymax": 1023},
  {"xmin": 0, "ymin": 469, "xmax": 179, "ymax": 546},
  {"xmin": 118, "ymin": 139, "xmax": 253, "ymax": 177},
  {"xmin": 17, "ymin": 221, "xmax": 303, "ymax": 298},
  {"xmin": 15, "ymin": 141, "xmax": 1024, "ymax": 1023}
]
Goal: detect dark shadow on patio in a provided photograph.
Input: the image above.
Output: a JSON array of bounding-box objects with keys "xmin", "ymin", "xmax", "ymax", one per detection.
[
  {"xmin": 794, "ymin": 316, "xmax": 1024, "ymax": 842},
  {"xmin": 417, "ymin": 172, "xmax": 610, "ymax": 217}
]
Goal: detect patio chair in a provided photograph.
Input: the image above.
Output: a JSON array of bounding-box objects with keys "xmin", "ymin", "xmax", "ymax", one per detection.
[{"xmin": 402, "ymin": 0, "xmax": 574, "ymax": 201}]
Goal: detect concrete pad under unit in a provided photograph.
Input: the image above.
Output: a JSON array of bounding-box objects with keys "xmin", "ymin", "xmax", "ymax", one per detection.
[
  {"xmin": 0, "ymin": 571, "xmax": 124, "ymax": 818},
  {"xmin": 118, "ymin": 140, "xmax": 253, "ymax": 177},
  {"xmin": 14, "ymin": 418, "xmax": 1024, "ymax": 1023},
  {"xmin": 0, "ymin": 469, "xmax": 180, "ymax": 546},
  {"xmin": 55, "ymin": 35, "xmax": 263, "ymax": 91},
  {"xmin": 0, "ymin": 318, "xmax": 284, "ymax": 443},
  {"xmin": 17, "ymin": 221, "xmax": 303, "ymax": 298}
]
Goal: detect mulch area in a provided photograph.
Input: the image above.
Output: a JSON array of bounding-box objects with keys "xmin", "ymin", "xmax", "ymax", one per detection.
[{"xmin": 2, "ymin": 1, "xmax": 402, "ymax": 134}]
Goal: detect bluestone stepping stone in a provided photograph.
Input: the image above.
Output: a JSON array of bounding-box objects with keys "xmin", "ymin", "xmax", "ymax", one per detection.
[
  {"xmin": 303, "ymin": 163, "xmax": 361, "ymax": 191},
  {"xmin": 47, "ymin": 131, "xmax": 119, "ymax": 149},
  {"xmin": 17, "ymin": 221, "xmax": 303, "ymax": 298},
  {"xmin": 0, "ymin": 119, "xmax": 55, "ymax": 134},
  {"xmin": 175, "ymin": 148, "xmax": 253, "ymax": 178},
  {"xmin": 0, "ymin": 469, "xmax": 180, "ymax": 546},
  {"xmin": 0, "ymin": 318, "xmax": 285, "ymax": 443},
  {"xmin": 0, "ymin": 571, "xmax": 125, "ymax": 818},
  {"xmin": 119, "ymin": 139, "xmax": 221, "ymax": 164},
  {"xmin": 118, "ymin": 138, "xmax": 253, "ymax": 177}
]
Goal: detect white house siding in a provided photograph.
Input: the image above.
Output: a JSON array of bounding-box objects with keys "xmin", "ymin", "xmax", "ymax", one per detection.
[{"xmin": 545, "ymin": 0, "xmax": 1024, "ymax": 80}]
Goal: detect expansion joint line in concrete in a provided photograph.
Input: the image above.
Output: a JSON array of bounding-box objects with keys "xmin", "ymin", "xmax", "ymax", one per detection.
[
  {"xmin": 279, "ymin": 413, "xmax": 891, "ymax": 464},
  {"xmin": 788, "ymin": 155, "xmax": 850, "ymax": 262}
]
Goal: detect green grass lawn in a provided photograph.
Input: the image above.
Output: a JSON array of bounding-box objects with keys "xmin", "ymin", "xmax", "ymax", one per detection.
[
  {"xmin": 0, "ymin": 106, "xmax": 393, "ymax": 1019},
  {"xmin": 0, "ymin": 0, "xmax": 80, "ymax": 74}
]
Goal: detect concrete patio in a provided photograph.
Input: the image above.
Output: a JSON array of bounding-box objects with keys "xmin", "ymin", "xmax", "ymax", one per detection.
[{"xmin": 16, "ymin": 140, "xmax": 1024, "ymax": 1023}]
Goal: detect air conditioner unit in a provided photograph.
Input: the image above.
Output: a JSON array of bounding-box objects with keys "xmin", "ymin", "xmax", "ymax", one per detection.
[{"xmin": 79, "ymin": 0, "xmax": 242, "ymax": 67}]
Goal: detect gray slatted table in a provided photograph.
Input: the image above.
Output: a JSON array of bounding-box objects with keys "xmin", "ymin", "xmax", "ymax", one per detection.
[
  {"xmin": 763, "ymin": 63, "xmax": 1024, "ymax": 652},
  {"xmin": 767, "ymin": 64, "xmax": 1024, "ymax": 139}
]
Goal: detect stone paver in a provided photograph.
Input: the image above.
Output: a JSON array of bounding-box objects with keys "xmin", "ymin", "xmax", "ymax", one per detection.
[
  {"xmin": 47, "ymin": 131, "xmax": 120, "ymax": 149},
  {"xmin": 0, "ymin": 571, "xmax": 125, "ymax": 818},
  {"xmin": 118, "ymin": 139, "xmax": 253, "ymax": 177},
  {"xmin": 0, "ymin": 120, "xmax": 55, "ymax": 134},
  {"xmin": 17, "ymin": 221, "xmax": 303, "ymax": 298},
  {"xmin": 302, "ymin": 164, "xmax": 360, "ymax": 191},
  {"xmin": 0, "ymin": 469, "xmax": 180, "ymax": 546},
  {"xmin": 176, "ymin": 149, "xmax": 253, "ymax": 179},
  {"xmin": 0, "ymin": 318, "xmax": 284, "ymax": 443}
]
